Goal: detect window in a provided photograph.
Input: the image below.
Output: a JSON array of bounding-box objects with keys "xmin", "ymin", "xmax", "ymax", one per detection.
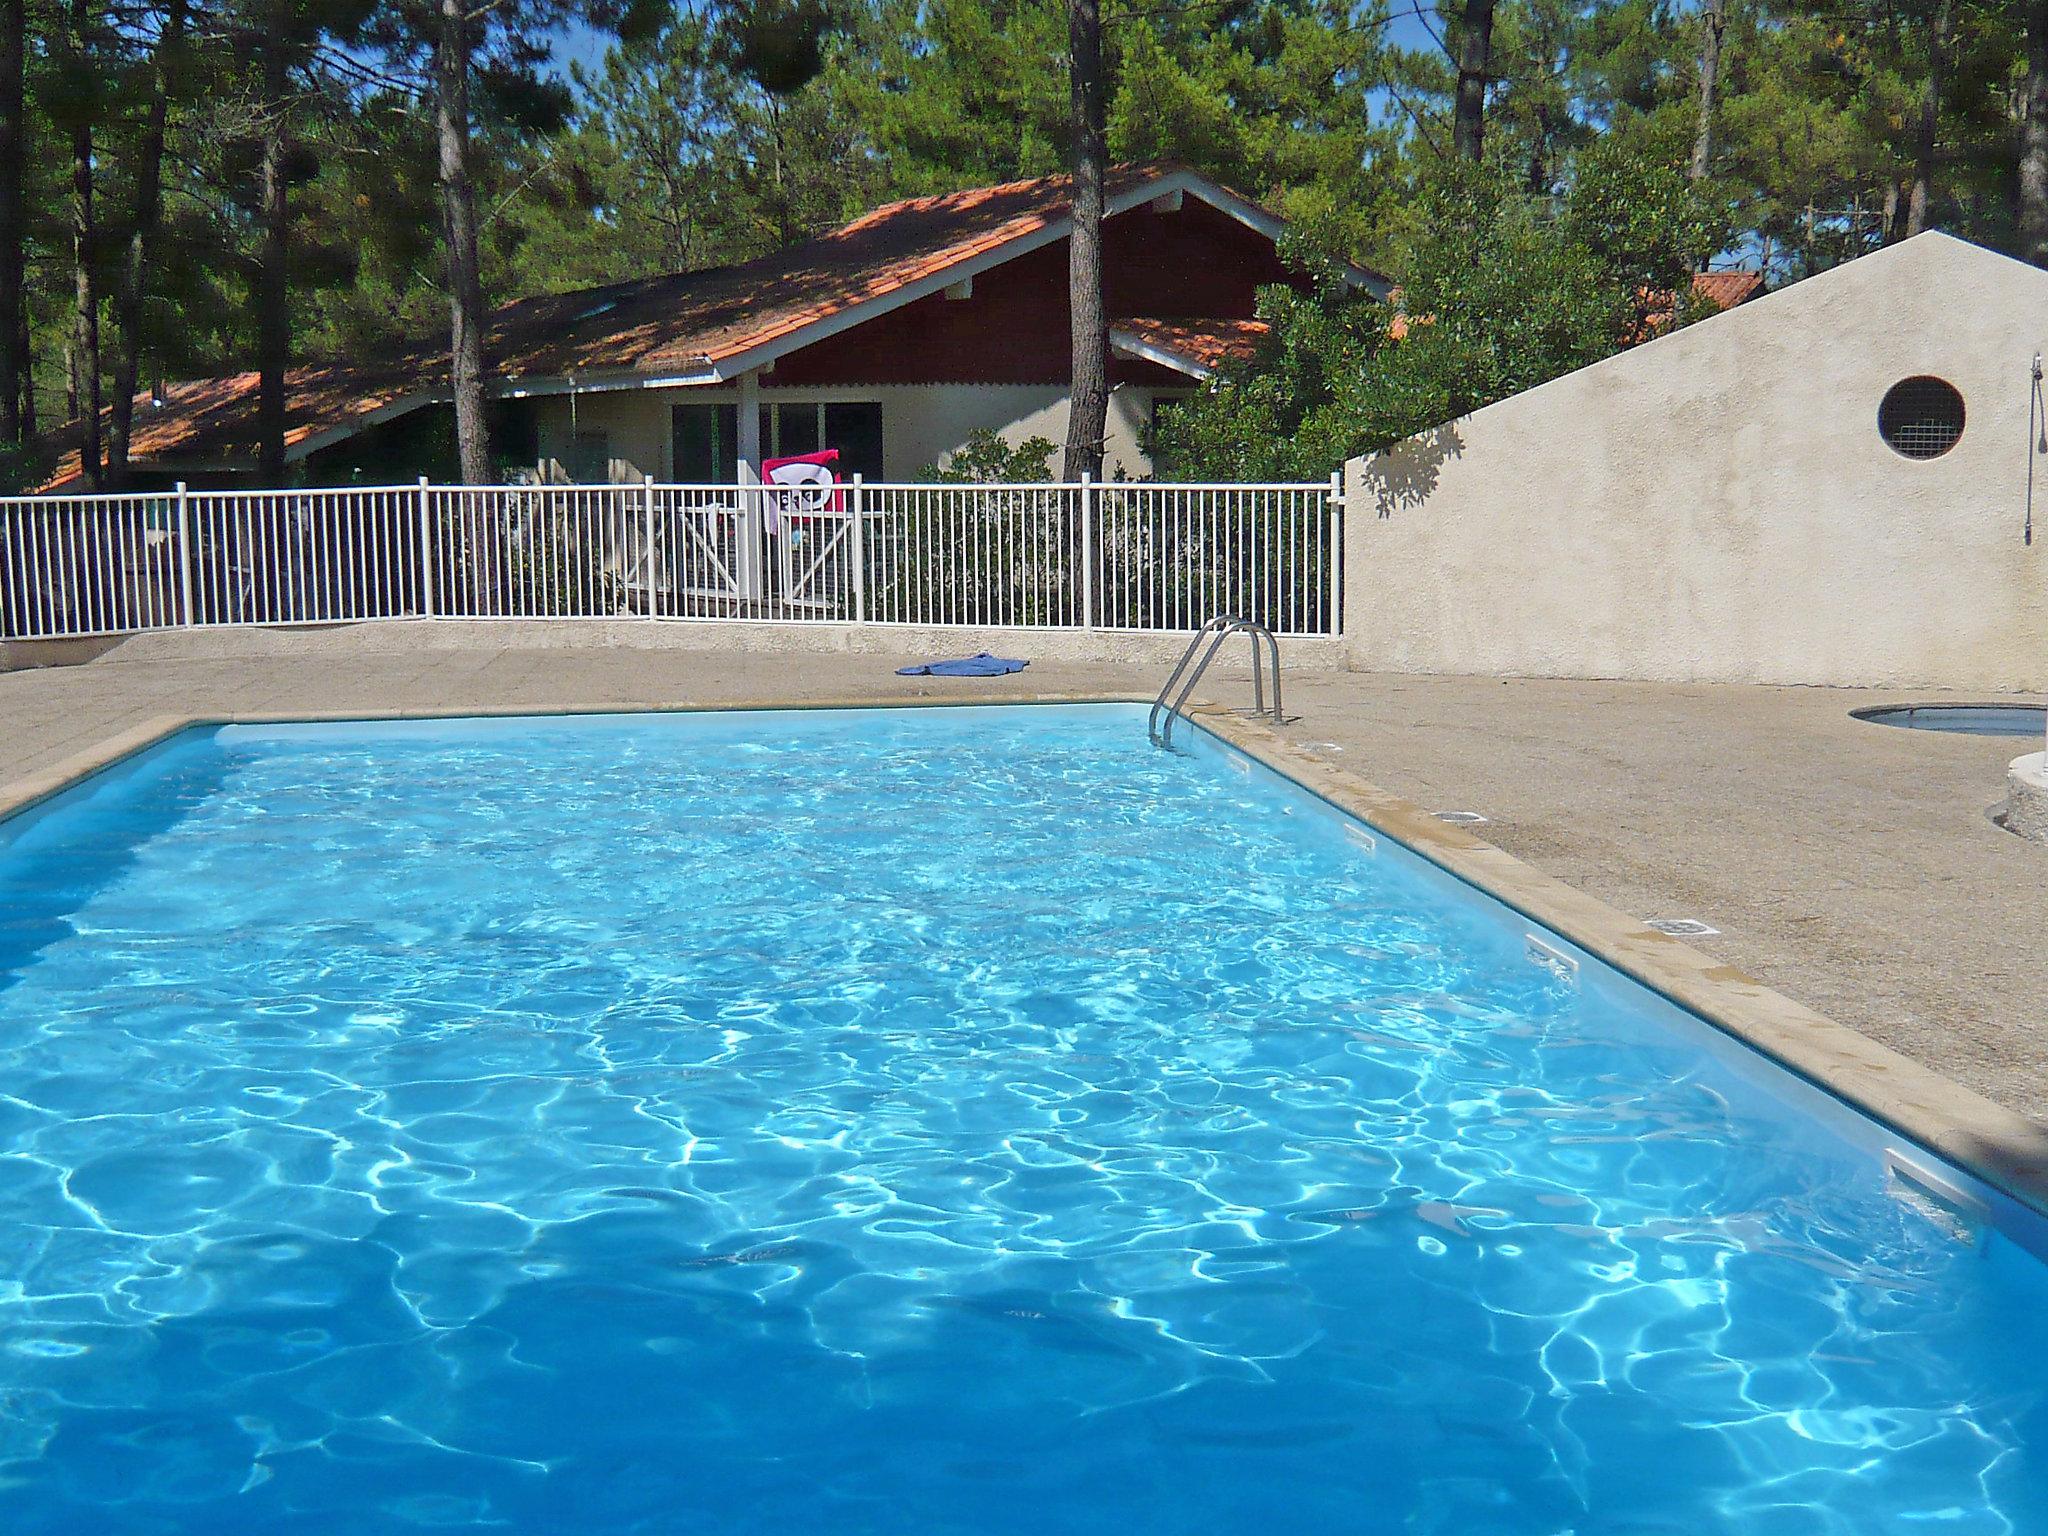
[
  {"xmin": 823, "ymin": 403, "xmax": 885, "ymax": 480},
  {"xmin": 768, "ymin": 402, "xmax": 822, "ymax": 457},
  {"xmin": 677, "ymin": 400, "xmax": 885, "ymax": 481},
  {"xmin": 672, "ymin": 403, "xmax": 738, "ymax": 482},
  {"xmin": 1878, "ymin": 377, "xmax": 1965, "ymax": 460},
  {"xmin": 567, "ymin": 431, "xmax": 610, "ymax": 483},
  {"xmin": 763, "ymin": 401, "xmax": 881, "ymax": 477}
]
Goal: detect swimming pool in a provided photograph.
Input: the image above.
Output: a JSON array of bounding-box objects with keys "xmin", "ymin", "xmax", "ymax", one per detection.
[
  {"xmin": 1854, "ymin": 703, "xmax": 2048, "ymax": 737},
  {"xmin": 0, "ymin": 703, "xmax": 2042, "ymax": 1535}
]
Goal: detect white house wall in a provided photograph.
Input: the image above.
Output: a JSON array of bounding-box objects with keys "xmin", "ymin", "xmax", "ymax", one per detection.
[
  {"xmin": 1342, "ymin": 231, "xmax": 2048, "ymax": 690},
  {"xmin": 534, "ymin": 381, "xmax": 1159, "ymax": 481}
]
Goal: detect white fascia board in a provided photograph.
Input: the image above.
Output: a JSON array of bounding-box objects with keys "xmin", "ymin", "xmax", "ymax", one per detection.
[
  {"xmin": 498, "ymin": 367, "xmax": 722, "ymax": 397},
  {"xmin": 1109, "ymin": 328, "xmax": 1215, "ymax": 381},
  {"xmin": 285, "ymin": 391, "xmax": 436, "ymax": 461}
]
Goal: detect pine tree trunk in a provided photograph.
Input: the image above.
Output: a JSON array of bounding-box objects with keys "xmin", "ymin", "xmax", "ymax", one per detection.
[
  {"xmin": 1061, "ymin": 0, "xmax": 1108, "ymax": 483},
  {"xmin": 255, "ymin": 52, "xmax": 289, "ymax": 485},
  {"xmin": 436, "ymin": 0, "xmax": 490, "ymax": 484},
  {"xmin": 1524, "ymin": 102, "xmax": 1555, "ymax": 192},
  {"xmin": 68, "ymin": 0, "xmax": 101, "ymax": 491},
  {"xmin": 1906, "ymin": 0, "xmax": 1952, "ymax": 238},
  {"xmin": 1452, "ymin": 0, "xmax": 1495, "ymax": 163},
  {"xmin": 769, "ymin": 95, "xmax": 793, "ymax": 248},
  {"xmin": 2021, "ymin": 0, "xmax": 2048, "ymax": 265},
  {"xmin": 1690, "ymin": 0, "xmax": 1726, "ymax": 181},
  {"xmin": 0, "ymin": 0, "xmax": 23, "ymax": 456},
  {"xmin": 18, "ymin": 301, "xmax": 34, "ymax": 440},
  {"xmin": 108, "ymin": 0, "xmax": 183, "ymax": 487}
]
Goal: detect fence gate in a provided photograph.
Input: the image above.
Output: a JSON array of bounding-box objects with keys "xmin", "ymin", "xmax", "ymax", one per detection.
[
  {"xmin": 658, "ymin": 488, "xmax": 757, "ymax": 616},
  {"xmin": 770, "ymin": 479, "xmax": 857, "ymax": 617}
]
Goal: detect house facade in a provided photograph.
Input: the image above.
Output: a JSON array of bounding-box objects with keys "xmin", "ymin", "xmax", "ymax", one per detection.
[{"xmin": 44, "ymin": 165, "xmax": 1383, "ymax": 492}]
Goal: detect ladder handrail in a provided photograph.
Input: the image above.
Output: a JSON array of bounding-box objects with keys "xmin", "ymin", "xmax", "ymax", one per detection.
[
  {"xmin": 1148, "ymin": 615, "xmax": 1283, "ymax": 748},
  {"xmin": 1146, "ymin": 615, "xmax": 1237, "ymax": 744},
  {"xmin": 1171, "ymin": 622, "xmax": 1277, "ymax": 728}
]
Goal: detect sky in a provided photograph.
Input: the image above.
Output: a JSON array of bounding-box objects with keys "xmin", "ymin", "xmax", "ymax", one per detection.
[
  {"xmin": 546, "ymin": 8, "xmax": 1451, "ymax": 92},
  {"xmin": 546, "ymin": 21, "xmax": 615, "ymax": 83}
]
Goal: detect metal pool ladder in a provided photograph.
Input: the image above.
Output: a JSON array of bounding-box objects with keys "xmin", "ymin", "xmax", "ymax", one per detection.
[{"xmin": 1149, "ymin": 615, "xmax": 1284, "ymax": 749}]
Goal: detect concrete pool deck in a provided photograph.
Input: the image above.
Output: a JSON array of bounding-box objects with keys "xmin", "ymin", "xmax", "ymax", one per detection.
[{"xmin": 2, "ymin": 627, "xmax": 2043, "ymax": 1150}]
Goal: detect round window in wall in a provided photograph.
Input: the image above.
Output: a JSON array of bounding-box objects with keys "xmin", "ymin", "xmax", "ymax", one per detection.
[{"xmin": 1877, "ymin": 375, "xmax": 1966, "ymax": 460}]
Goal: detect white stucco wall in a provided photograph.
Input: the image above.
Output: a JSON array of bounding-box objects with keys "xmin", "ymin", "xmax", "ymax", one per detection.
[
  {"xmin": 534, "ymin": 381, "xmax": 1160, "ymax": 482},
  {"xmin": 1343, "ymin": 232, "xmax": 2048, "ymax": 689}
]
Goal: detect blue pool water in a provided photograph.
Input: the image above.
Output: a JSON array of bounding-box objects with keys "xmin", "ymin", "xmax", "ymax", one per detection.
[
  {"xmin": 1856, "ymin": 704, "xmax": 2048, "ymax": 737},
  {"xmin": 0, "ymin": 704, "xmax": 2043, "ymax": 1535}
]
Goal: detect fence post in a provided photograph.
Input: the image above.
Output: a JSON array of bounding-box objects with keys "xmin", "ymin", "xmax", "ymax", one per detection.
[
  {"xmin": 850, "ymin": 474, "xmax": 866, "ymax": 625},
  {"xmin": 643, "ymin": 475, "xmax": 658, "ymax": 620},
  {"xmin": 417, "ymin": 476, "xmax": 435, "ymax": 618},
  {"xmin": 1328, "ymin": 469, "xmax": 1343, "ymax": 637},
  {"xmin": 1079, "ymin": 471, "xmax": 1095, "ymax": 630},
  {"xmin": 174, "ymin": 481, "xmax": 195, "ymax": 627}
]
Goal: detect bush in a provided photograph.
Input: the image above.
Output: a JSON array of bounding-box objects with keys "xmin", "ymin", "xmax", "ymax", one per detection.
[
  {"xmin": 924, "ymin": 428, "xmax": 1059, "ymax": 484},
  {"xmin": 1151, "ymin": 144, "xmax": 1731, "ymax": 479}
]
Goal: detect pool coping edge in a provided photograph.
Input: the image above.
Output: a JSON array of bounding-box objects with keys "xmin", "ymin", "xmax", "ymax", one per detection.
[{"xmin": 1189, "ymin": 706, "xmax": 2048, "ymax": 1225}]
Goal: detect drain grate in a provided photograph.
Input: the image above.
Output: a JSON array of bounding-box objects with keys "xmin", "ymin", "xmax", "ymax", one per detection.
[
  {"xmin": 1645, "ymin": 917, "xmax": 1720, "ymax": 938},
  {"xmin": 1433, "ymin": 810, "xmax": 1489, "ymax": 826}
]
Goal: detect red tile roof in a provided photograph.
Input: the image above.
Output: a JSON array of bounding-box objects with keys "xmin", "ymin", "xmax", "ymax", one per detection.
[
  {"xmin": 1110, "ymin": 317, "xmax": 1271, "ymax": 377},
  {"xmin": 1690, "ymin": 270, "xmax": 1767, "ymax": 310},
  {"xmin": 86, "ymin": 366, "xmax": 418, "ymax": 475},
  {"xmin": 1629, "ymin": 269, "xmax": 1768, "ymax": 339},
  {"xmin": 1385, "ymin": 269, "xmax": 1765, "ymax": 345},
  {"xmin": 44, "ymin": 162, "xmax": 1302, "ymax": 488}
]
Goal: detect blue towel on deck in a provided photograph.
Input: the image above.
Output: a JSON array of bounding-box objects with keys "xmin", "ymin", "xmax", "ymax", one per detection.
[{"xmin": 895, "ymin": 652, "xmax": 1030, "ymax": 677}]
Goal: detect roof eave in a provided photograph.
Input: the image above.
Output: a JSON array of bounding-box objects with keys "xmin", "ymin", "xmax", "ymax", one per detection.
[{"xmin": 1108, "ymin": 328, "xmax": 1218, "ymax": 381}]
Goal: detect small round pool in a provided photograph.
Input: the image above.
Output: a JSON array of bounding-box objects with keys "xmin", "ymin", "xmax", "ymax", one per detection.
[{"xmin": 1855, "ymin": 703, "xmax": 2048, "ymax": 737}]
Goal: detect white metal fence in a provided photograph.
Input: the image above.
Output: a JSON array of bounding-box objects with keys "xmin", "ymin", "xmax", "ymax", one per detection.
[{"xmin": 0, "ymin": 476, "xmax": 1343, "ymax": 641}]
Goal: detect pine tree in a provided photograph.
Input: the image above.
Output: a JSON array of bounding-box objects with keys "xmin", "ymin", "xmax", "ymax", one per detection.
[
  {"xmin": 0, "ymin": 0, "xmax": 23, "ymax": 465},
  {"xmin": 1063, "ymin": 0, "xmax": 1108, "ymax": 481},
  {"xmin": 106, "ymin": 0, "xmax": 185, "ymax": 486},
  {"xmin": 365, "ymin": 0, "xmax": 663, "ymax": 483}
]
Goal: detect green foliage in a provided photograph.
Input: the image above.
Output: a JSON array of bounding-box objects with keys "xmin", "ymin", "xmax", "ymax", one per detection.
[
  {"xmin": 1153, "ymin": 143, "xmax": 1731, "ymax": 478},
  {"xmin": 523, "ymin": 11, "xmax": 877, "ymax": 278},
  {"xmin": 848, "ymin": 0, "xmax": 1069, "ymax": 189},
  {"xmin": 13, "ymin": 0, "xmax": 2047, "ymax": 490},
  {"xmin": 0, "ymin": 439, "xmax": 45, "ymax": 498},
  {"xmin": 925, "ymin": 428, "xmax": 1059, "ymax": 483}
]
